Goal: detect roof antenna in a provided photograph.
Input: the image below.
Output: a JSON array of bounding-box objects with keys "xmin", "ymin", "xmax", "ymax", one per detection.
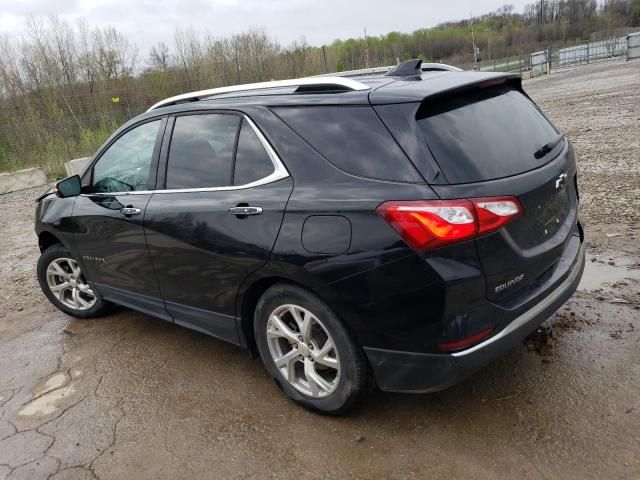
[{"xmin": 386, "ymin": 59, "xmax": 422, "ymax": 77}]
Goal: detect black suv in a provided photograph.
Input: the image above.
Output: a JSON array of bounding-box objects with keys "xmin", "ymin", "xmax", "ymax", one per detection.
[{"xmin": 35, "ymin": 60, "xmax": 584, "ymax": 414}]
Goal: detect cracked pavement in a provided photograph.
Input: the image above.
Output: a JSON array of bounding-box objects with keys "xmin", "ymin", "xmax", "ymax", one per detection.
[{"xmin": 0, "ymin": 61, "xmax": 639, "ymax": 479}]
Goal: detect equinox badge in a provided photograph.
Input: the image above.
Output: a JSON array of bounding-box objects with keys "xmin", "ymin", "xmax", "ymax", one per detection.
[{"xmin": 495, "ymin": 274, "xmax": 525, "ymax": 293}]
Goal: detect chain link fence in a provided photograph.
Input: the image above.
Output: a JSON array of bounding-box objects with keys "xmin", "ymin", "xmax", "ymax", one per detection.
[{"xmin": 0, "ymin": 88, "xmax": 152, "ymax": 178}]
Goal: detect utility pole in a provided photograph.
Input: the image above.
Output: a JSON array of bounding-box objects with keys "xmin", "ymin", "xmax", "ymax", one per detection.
[
  {"xmin": 364, "ymin": 28, "xmax": 370, "ymax": 69},
  {"xmin": 322, "ymin": 45, "xmax": 328, "ymax": 73},
  {"xmin": 470, "ymin": 12, "xmax": 479, "ymax": 70},
  {"xmin": 381, "ymin": 37, "xmax": 387, "ymax": 66},
  {"xmin": 561, "ymin": 19, "xmax": 568, "ymax": 44},
  {"xmin": 234, "ymin": 43, "xmax": 241, "ymax": 83}
]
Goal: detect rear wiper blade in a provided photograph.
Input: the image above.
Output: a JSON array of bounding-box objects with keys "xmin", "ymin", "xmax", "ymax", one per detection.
[{"xmin": 534, "ymin": 134, "xmax": 565, "ymax": 159}]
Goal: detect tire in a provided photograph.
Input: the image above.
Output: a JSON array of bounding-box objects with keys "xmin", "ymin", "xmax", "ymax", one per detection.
[
  {"xmin": 254, "ymin": 283, "xmax": 368, "ymax": 415},
  {"xmin": 37, "ymin": 244, "xmax": 112, "ymax": 319}
]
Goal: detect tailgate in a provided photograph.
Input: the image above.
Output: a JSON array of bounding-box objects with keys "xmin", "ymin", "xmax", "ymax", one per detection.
[{"xmin": 432, "ymin": 143, "xmax": 579, "ymax": 302}]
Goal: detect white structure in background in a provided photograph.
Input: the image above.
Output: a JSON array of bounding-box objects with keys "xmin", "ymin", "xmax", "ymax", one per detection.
[
  {"xmin": 628, "ymin": 32, "xmax": 640, "ymax": 59},
  {"xmin": 64, "ymin": 157, "xmax": 91, "ymax": 177},
  {"xmin": 0, "ymin": 167, "xmax": 47, "ymax": 194},
  {"xmin": 529, "ymin": 50, "xmax": 549, "ymax": 76}
]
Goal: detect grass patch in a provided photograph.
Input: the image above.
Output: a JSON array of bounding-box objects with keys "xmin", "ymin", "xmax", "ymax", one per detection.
[{"xmin": 0, "ymin": 122, "xmax": 118, "ymax": 179}]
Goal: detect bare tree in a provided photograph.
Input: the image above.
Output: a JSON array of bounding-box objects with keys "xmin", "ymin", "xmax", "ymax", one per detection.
[
  {"xmin": 174, "ymin": 28, "xmax": 203, "ymax": 89},
  {"xmin": 148, "ymin": 41, "xmax": 171, "ymax": 71},
  {"xmin": 48, "ymin": 16, "xmax": 77, "ymax": 89},
  {"xmin": 93, "ymin": 26, "xmax": 137, "ymax": 80},
  {"xmin": 2, "ymin": 4, "xmax": 638, "ymax": 176}
]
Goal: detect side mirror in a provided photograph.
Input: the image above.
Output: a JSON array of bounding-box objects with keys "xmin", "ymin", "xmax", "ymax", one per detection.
[{"xmin": 54, "ymin": 175, "xmax": 82, "ymax": 198}]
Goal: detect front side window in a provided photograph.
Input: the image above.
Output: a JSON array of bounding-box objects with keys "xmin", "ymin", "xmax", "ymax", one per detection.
[
  {"xmin": 166, "ymin": 114, "xmax": 241, "ymax": 189},
  {"xmin": 92, "ymin": 120, "xmax": 161, "ymax": 193}
]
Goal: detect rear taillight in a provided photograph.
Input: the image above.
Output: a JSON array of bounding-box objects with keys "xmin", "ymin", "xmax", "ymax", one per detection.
[
  {"xmin": 377, "ymin": 196, "xmax": 522, "ymax": 251},
  {"xmin": 437, "ymin": 326, "xmax": 494, "ymax": 351},
  {"xmin": 473, "ymin": 197, "xmax": 523, "ymax": 235}
]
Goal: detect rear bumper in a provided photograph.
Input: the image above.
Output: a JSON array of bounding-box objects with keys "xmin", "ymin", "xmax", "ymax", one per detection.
[{"xmin": 364, "ymin": 241, "xmax": 585, "ymax": 393}]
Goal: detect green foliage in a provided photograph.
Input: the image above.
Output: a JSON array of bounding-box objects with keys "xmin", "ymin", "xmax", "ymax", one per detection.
[{"xmin": 0, "ymin": 122, "xmax": 117, "ymax": 179}]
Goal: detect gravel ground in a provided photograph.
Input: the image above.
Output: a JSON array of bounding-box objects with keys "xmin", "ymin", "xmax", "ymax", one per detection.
[
  {"xmin": 527, "ymin": 60, "xmax": 640, "ymax": 255},
  {"xmin": 0, "ymin": 61, "xmax": 638, "ymax": 480}
]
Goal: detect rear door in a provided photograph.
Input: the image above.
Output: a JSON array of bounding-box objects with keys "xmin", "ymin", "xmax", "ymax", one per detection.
[
  {"xmin": 412, "ymin": 83, "xmax": 579, "ymax": 301},
  {"xmin": 144, "ymin": 111, "xmax": 292, "ymax": 343},
  {"xmin": 73, "ymin": 117, "xmax": 170, "ymax": 319}
]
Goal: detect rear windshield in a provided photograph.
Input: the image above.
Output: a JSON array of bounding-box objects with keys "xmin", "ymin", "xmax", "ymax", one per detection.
[{"xmin": 416, "ymin": 85, "xmax": 559, "ymax": 184}]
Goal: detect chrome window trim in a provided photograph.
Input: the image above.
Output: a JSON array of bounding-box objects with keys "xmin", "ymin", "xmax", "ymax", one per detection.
[{"xmin": 81, "ymin": 114, "xmax": 289, "ymax": 197}]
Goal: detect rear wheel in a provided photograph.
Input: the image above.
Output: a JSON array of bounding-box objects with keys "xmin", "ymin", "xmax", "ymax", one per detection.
[
  {"xmin": 37, "ymin": 244, "xmax": 111, "ymax": 318},
  {"xmin": 254, "ymin": 283, "xmax": 367, "ymax": 414}
]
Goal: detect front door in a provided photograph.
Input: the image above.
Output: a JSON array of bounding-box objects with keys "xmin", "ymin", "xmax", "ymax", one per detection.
[
  {"xmin": 144, "ymin": 112, "xmax": 292, "ymax": 343},
  {"xmin": 73, "ymin": 117, "xmax": 169, "ymax": 320}
]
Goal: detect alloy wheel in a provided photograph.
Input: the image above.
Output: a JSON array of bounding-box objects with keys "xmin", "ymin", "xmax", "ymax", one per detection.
[
  {"xmin": 266, "ymin": 304, "xmax": 340, "ymax": 398},
  {"xmin": 46, "ymin": 257, "xmax": 97, "ymax": 311}
]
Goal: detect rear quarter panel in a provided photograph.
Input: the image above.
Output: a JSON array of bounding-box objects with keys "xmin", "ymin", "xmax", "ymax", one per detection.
[{"xmin": 241, "ymin": 109, "xmax": 490, "ymax": 352}]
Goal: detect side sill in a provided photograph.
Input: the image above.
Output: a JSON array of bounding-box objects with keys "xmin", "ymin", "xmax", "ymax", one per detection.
[{"xmin": 93, "ymin": 283, "xmax": 172, "ymax": 322}]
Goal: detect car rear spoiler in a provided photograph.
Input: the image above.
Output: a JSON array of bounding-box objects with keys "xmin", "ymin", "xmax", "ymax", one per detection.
[{"xmin": 369, "ymin": 71, "xmax": 522, "ymax": 105}]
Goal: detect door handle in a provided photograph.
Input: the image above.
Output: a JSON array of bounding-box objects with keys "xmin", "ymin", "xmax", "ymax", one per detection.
[
  {"xmin": 120, "ymin": 207, "xmax": 142, "ymax": 216},
  {"xmin": 227, "ymin": 206, "xmax": 263, "ymax": 216}
]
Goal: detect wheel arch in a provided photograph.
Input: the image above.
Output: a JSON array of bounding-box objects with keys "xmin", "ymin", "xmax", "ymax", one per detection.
[
  {"xmin": 38, "ymin": 230, "xmax": 63, "ymax": 253},
  {"xmin": 237, "ymin": 276, "xmax": 295, "ymax": 357},
  {"xmin": 235, "ymin": 270, "xmax": 363, "ymax": 360},
  {"xmin": 236, "ymin": 272, "xmax": 333, "ymax": 357}
]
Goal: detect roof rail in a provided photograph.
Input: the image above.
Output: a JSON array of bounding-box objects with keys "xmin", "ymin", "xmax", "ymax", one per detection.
[
  {"xmin": 314, "ymin": 62, "xmax": 462, "ymax": 79},
  {"xmin": 147, "ymin": 76, "xmax": 370, "ymax": 111},
  {"xmin": 420, "ymin": 63, "xmax": 463, "ymax": 72}
]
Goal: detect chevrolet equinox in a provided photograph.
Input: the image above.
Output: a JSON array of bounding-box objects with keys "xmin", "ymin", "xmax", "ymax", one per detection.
[{"xmin": 35, "ymin": 60, "xmax": 585, "ymax": 414}]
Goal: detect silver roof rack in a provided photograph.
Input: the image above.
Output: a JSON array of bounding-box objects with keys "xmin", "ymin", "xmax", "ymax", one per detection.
[
  {"xmin": 147, "ymin": 76, "xmax": 370, "ymax": 111},
  {"xmin": 314, "ymin": 63, "xmax": 462, "ymax": 79}
]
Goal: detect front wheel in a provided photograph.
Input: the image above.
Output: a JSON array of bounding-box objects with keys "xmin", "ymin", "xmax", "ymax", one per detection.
[
  {"xmin": 37, "ymin": 244, "xmax": 112, "ymax": 318},
  {"xmin": 254, "ymin": 283, "xmax": 368, "ymax": 414}
]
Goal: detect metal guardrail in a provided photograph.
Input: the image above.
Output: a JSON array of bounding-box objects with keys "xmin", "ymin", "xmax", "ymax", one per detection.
[
  {"xmin": 486, "ymin": 33, "xmax": 637, "ymax": 79},
  {"xmin": 550, "ymin": 36, "xmax": 629, "ymax": 70}
]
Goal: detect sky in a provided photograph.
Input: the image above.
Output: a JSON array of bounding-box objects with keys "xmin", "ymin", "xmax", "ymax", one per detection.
[{"xmin": 0, "ymin": 0, "xmax": 532, "ymax": 53}]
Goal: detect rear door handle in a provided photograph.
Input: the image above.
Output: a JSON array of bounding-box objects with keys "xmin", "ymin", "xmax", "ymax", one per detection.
[
  {"xmin": 120, "ymin": 207, "xmax": 142, "ymax": 216},
  {"xmin": 227, "ymin": 206, "xmax": 263, "ymax": 216}
]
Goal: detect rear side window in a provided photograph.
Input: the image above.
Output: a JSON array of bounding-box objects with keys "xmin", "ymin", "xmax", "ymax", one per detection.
[
  {"xmin": 416, "ymin": 85, "xmax": 559, "ymax": 184},
  {"xmin": 233, "ymin": 119, "xmax": 274, "ymax": 185},
  {"xmin": 274, "ymin": 106, "xmax": 421, "ymax": 182},
  {"xmin": 166, "ymin": 114, "xmax": 240, "ymax": 189}
]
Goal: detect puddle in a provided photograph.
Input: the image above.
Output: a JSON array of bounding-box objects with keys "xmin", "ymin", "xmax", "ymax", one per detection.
[
  {"xmin": 579, "ymin": 255, "xmax": 640, "ymax": 291},
  {"xmin": 18, "ymin": 384, "xmax": 76, "ymax": 418},
  {"xmin": 32, "ymin": 372, "xmax": 69, "ymax": 398}
]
